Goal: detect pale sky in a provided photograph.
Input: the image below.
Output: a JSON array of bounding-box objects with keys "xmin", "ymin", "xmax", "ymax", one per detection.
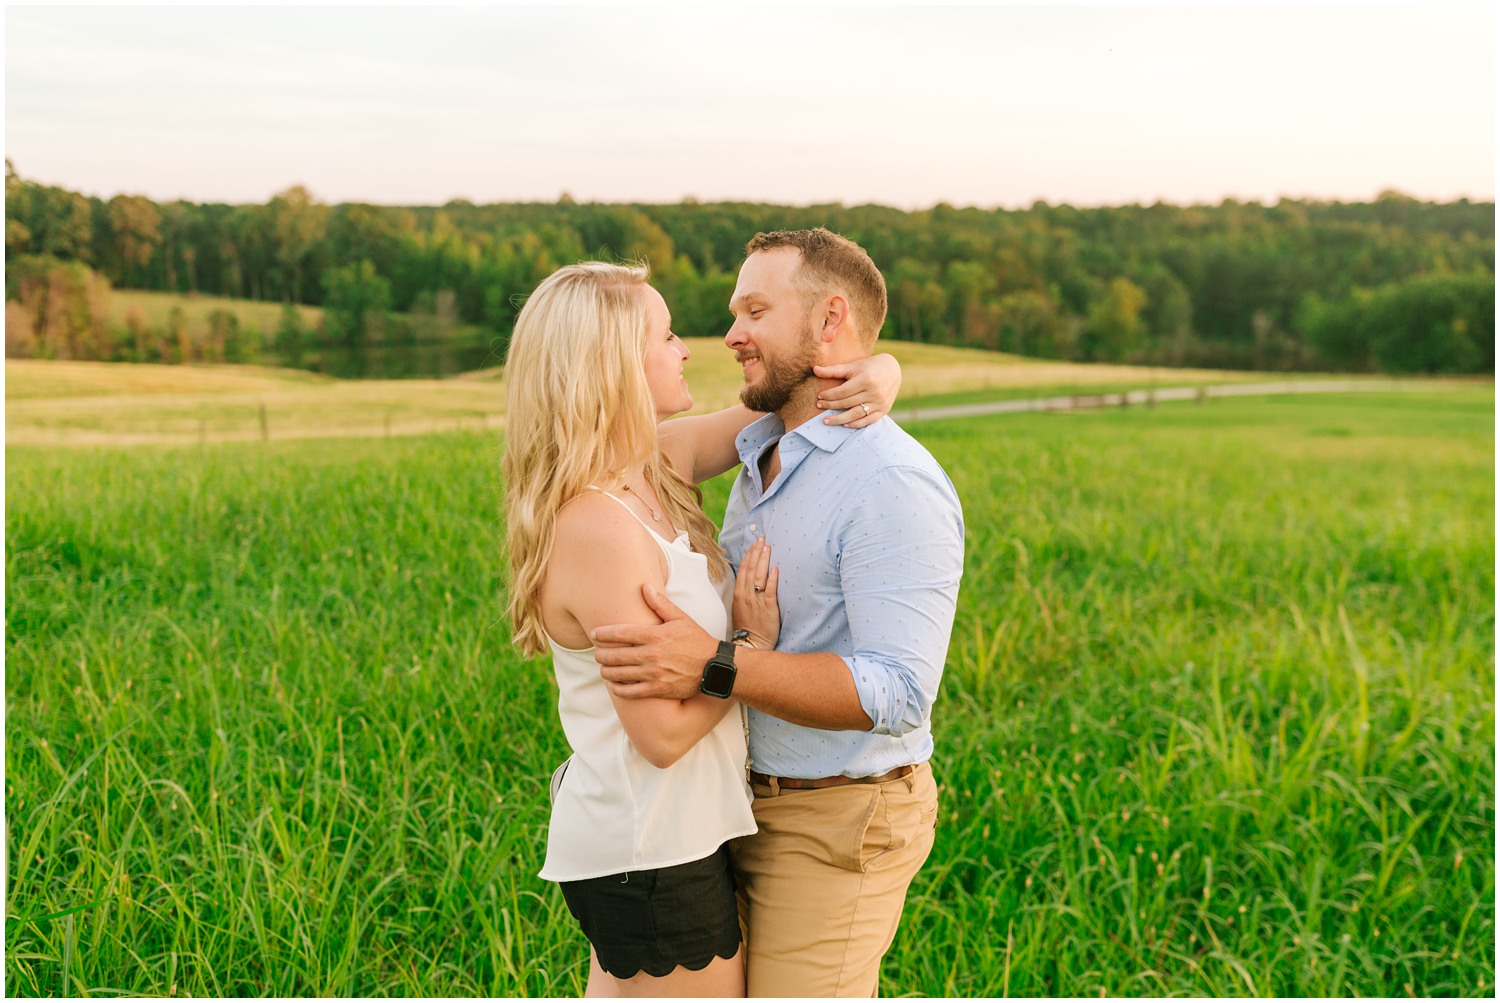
[{"xmin": 5, "ymin": 2, "xmax": 1495, "ymax": 209}]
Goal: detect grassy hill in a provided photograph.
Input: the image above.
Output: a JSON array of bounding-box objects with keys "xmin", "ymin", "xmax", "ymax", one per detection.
[
  {"xmin": 7, "ymin": 340, "xmax": 1301, "ymax": 447},
  {"xmin": 109, "ymin": 289, "xmax": 324, "ymax": 334}
]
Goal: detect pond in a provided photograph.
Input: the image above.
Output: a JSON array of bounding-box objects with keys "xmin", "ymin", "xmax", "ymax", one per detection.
[{"xmin": 264, "ymin": 334, "xmax": 509, "ymax": 380}]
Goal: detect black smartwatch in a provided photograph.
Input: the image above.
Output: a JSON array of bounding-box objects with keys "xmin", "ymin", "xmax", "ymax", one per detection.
[{"xmin": 700, "ymin": 640, "xmax": 738, "ymax": 699}]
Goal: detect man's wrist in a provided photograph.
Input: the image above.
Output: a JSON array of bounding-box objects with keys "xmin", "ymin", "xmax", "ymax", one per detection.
[{"xmin": 700, "ymin": 640, "xmax": 738, "ymax": 699}]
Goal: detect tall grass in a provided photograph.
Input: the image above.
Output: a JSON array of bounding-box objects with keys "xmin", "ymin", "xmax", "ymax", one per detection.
[{"xmin": 6, "ymin": 390, "xmax": 1493, "ymax": 996}]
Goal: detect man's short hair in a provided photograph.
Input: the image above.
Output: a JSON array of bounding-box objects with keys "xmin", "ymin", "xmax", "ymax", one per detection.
[{"xmin": 745, "ymin": 228, "xmax": 888, "ymax": 344}]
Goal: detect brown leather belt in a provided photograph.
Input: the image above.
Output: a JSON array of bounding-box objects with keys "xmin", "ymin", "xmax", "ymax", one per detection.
[{"xmin": 749, "ymin": 764, "xmax": 914, "ymax": 795}]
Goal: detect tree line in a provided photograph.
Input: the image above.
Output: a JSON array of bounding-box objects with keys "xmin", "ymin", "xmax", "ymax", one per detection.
[{"xmin": 5, "ymin": 160, "xmax": 1493, "ymax": 374}]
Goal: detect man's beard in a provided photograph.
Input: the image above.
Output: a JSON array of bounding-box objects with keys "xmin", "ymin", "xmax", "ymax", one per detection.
[{"xmin": 738, "ymin": 333, "xmax": 819, "ymax": 414}]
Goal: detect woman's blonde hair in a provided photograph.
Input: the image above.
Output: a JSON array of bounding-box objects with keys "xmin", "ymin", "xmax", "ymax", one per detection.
[{"xmin": 503, "ymin": 261, "xmax": 729, "ymax": 655}]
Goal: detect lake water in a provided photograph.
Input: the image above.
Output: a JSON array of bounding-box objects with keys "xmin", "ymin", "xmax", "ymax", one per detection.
[{"xmin": 265, "ymin": 335, "xmax": 508, "ymax": 380}]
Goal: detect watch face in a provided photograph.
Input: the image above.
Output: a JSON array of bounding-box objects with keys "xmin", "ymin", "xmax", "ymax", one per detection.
[{"xmin": 702, "ymin": 657, "xmax": 736, "ymax": 698}]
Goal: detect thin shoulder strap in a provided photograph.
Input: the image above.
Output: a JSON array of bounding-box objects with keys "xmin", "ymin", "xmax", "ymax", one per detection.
[{"xmin": 581, "ymin": 486, "xmax": 660, "ymax": 536}]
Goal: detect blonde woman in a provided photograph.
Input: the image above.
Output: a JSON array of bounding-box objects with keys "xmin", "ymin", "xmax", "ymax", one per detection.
[{"xmin": 503, "ymin": 262, "xmax": 899, "ymax": 997}]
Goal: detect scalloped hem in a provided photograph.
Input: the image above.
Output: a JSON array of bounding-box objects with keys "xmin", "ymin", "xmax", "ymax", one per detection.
[{"xmin": 599, "ymin": 940, "xmax": 742, "ymax": 980}]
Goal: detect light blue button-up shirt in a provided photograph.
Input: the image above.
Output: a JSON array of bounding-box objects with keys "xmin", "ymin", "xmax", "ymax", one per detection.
[{"xmin": 721, "ymin": 411, "xmax": 965, "ymax": 779}]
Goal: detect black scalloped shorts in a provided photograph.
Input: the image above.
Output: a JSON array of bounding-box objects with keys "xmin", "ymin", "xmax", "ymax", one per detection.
[{"xmin": 559, "ymin": 842, "xmax": 741, "ymax": 979}]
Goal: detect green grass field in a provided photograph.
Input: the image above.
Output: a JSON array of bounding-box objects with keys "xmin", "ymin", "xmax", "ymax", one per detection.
[
  {"xmin": 5, "ymin": 385, "xmax": 1493, "ymax": 996},
  {"xmin": 107, "ymin": 290, "xmax": 325, "ymax": 339},
  {"xmin": 6, "ymin": 349, "xmax": 1379, "ymax": 448}
]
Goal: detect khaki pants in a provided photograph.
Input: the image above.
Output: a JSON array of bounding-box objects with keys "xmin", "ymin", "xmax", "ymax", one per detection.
[{"xmin": 730, "ymin": 762, "xmax": 939, "ymax": 998}]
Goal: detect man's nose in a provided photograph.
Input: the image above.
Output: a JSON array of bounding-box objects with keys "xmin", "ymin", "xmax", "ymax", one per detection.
[{"xmin": 725, "ymin": 320, "xmax": 745, "ymax": 349}]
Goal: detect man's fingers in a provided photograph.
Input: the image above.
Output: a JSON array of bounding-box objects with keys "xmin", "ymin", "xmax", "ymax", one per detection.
[
  {"xmin": 598, "ymin": 662, "xmax": 639, "ymax": 681},
  {"xmin": 604, "ymin": 680, "xmax": 660, "ymax": 700},
  {"xmin": 591, "ymin": 629, "xmax": 652, "ymax": 654},
  {"xmin": 641, "ymin": 582, "xmax": 689, "ymax": 620}
]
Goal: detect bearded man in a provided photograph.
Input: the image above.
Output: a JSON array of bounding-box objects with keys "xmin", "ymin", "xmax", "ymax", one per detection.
[{"xmin": 593, "ymin": 227, "xmax": 965, "ymax": 997}]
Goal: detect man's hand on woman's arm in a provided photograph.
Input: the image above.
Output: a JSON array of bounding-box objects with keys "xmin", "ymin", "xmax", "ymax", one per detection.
[{"xmin": 594, "ymin": 585, "xmax": 874, "ymax": 732}]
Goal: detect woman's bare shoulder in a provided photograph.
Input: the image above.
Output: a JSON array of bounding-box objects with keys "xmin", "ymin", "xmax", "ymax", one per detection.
[
  {"xmin": 543, "ymin": 492, "xmax": 668, "ymax": 644},
  {"xmin": 550, "ymin": 492, "xmax": 663, "ymax": 575}
]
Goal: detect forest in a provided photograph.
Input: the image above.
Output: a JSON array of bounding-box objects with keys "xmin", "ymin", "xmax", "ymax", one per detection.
[{"xmin": 4, "ymin": 160, "xmax": 1493, "ymax": 375}]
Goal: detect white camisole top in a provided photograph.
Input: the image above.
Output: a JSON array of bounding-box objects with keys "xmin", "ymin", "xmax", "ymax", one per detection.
[{"xmin": 538, "ymin": 491, "xmax": 756, "ymax": 882}]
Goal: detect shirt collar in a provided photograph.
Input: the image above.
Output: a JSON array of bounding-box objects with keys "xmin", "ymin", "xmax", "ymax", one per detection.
[
  {"xmin": 735, "ymin": 410, "xmax": 860, "ymax": 466},
  {"xmin": 787, "ymin": 411, "xmax": 861, "ymax": 453}
]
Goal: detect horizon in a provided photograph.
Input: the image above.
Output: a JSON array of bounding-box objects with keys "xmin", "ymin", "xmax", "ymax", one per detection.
[
  {"xmin": 6, "ymin": 162, "xmax": 1491, "ymax": 213},
  {"xmin": 7, "ymin": 4, "xmax": 1495, "ymax": 209}
]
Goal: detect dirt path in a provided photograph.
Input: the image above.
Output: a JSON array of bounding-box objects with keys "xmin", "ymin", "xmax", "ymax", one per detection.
[{"xmin": 893, "ymin": 378, "xmax": 1467, "ymax": 423}]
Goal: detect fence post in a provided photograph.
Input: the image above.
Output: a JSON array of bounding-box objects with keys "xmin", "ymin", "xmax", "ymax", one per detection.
[{"xmin": 259, "ymin": 403, "xmax": 269, "ymax": 442}]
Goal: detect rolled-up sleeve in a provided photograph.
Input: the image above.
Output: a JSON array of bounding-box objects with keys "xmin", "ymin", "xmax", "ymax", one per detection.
[{"xmin": 839, "ymin": 465, "xmax": 965, "ymax": 736}]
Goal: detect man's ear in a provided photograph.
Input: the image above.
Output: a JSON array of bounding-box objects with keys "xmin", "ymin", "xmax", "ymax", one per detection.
[{"xmin": 820, "ymin": 294, "xmax": 850, "ymax": 344}]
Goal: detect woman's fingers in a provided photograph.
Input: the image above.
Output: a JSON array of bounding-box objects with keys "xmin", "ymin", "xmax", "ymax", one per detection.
[
  {"xmin": 815, "ymin": 353, "xmax": 899, "ymax": 428},
  {"xmin": 821, "ymin": 403, "xmax": 879, "ymax": 428},
  {"xmin": 732, "ymin": 538, "xmax": 780, "ymax": 648},
  {"xmin": 751, "ymin": 541, "xmax": 771, "ymax": 594},
  {"xmin": 814, "ymin": 364, "xmax": 860, "ymax": 399},
  {"xmin": 736, "ymin": 538, "xmax": 772, "ymax": 596},
  {"xmin": 815, "ymin": 366, "xmax": 883, "ymax": 428},
  {"xmin": 735, "ymin": 538, "xmax": 760, "ymax": 597}
]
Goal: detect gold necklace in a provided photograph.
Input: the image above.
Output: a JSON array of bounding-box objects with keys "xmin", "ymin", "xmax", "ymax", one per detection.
[{"xmin": 621, "ymin": 483, "xmax": 663, "ymax": 523}]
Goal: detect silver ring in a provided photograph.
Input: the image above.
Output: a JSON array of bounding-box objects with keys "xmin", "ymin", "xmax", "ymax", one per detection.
[{"xmin": 861, "ymin": 403, "xmax": 871, "ymax": 416}]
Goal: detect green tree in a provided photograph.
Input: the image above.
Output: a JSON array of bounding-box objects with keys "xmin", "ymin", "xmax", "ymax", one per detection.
[
  {"xmin": 888, "ymin": 258, "xmax": 947, "ymax": 342},
  {"xmin": 1368, "ymin": 273, "xmax": 1491, "ymax": 373},
  {"xmin": 158, "ymin": 201, "xmax": 195, "ymax": 292},
  {"xmin": 1137, "ymin": 266, "xmax": 1193, "ymax": 357},
  {"xmin": 107, "ymin": 195, "xmax": 162, "ymax": 283},
  {"xmin": 4, "ymin": 255, "xmax": 113, "ymax": 359},
  {"xmin": 1083, "ymin": 277, "xmax": 1148, "ymax": 361},
  {"xmin": 231, "ymin": 204, "xmax": 274, "ymax": 301},
  {"xmin": 323, "ymin": 259, "xmax": 392, "ymax": 347},
  {"xmin": 944, "ymin": 260, "xmax": 999, "ymax": 348},
  {"xmin": 995, "ymin": 290, "xmax": 1068, "ymax": 358},
  {"xmin": 267, "ymin": 185, "xmax": 329, "ymax": 303},
  {"xmin": 5, "ymin": 159, "xmax": 32, "ymax": 257},
  {"xmin": 207, "ymin": 308, "xmax": 247, "ymax": 363},
  {"xmin": 21, "ymin": 186, "xmax": 95, "ymax": 263},
  {"xmin": 328, "ymin": 203, "xmax": 405, "ymax": 291},
  {"xmin": 124, "ymin": 305, "xmax": 150, "ymax": 362},
  {"xmin": 169, "ymin": 305, "xmax": 192, "ymax": 363},
  {"xmin": 275, "ymin": 302, "xmax": 308, "ymax": 367}
]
